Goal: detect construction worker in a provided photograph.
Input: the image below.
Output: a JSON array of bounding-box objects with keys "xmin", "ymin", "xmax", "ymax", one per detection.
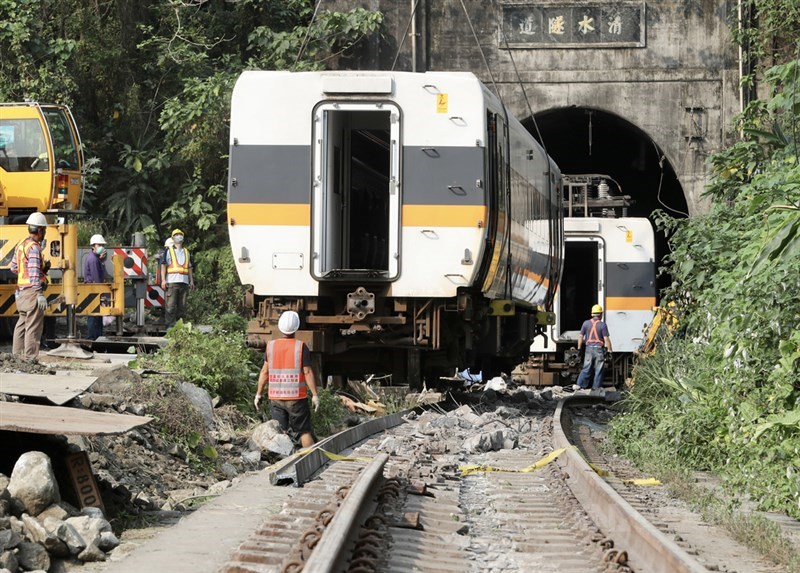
[
  {"xmin": 160, "ymin": 229, "xmax": 193, "ymax": 327},
  {"xmin": 83, "ymin": 234, "xmax": 107, "ymax": 340},
  {"xmin": 575, "ymin": 304, "xmax": 613, "ymax": 390},
  {"xmin": 254, "ymin": 311, "xmax": 320, "ymax": 448},
  {"xmin": 10, "ymin": 212, "xmax": 49, "ymax": 360}
]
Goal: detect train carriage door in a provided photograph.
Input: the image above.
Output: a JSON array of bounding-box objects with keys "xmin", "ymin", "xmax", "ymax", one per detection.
[
  {"xmin": 311, "ymin": 103, "xmax": 400, "ymax": 280},
  {"xmin": 558, "ymin": 237, "xmax": 605, "ymax": 339}
]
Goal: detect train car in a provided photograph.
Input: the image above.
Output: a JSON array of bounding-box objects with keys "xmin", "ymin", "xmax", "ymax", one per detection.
[
  {"xmin": 529, "ymin": 175, "xmax": 656, "ymax": 386},
  {"xmin": 227, "ymin": 71, "xmax": 563, "ymax": 386}
]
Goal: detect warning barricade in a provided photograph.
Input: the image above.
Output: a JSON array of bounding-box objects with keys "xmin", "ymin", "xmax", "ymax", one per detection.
[
  {"xmin": 113, "ymin": 248, "xmax": 148, "ymax": 278},
  {"xmin": 146, "ymin": 285, "xmax": 165, "ymax": 308}
]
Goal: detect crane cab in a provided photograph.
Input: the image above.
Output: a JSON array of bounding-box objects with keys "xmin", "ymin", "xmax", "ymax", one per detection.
[{"xmin": 0, "ymin": 103, "xmax": 83, "ymax": 219}]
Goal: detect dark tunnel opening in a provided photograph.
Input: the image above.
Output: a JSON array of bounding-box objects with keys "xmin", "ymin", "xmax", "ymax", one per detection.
[{"xmin": 524, "ymin": 107, "xmax": 689, "ymax": 293}]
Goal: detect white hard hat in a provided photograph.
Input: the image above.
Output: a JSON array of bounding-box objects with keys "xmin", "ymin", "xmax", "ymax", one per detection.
[
  {"xmin": 26, "ymin": 212, "xmax": 47, "ymax": 227},
  {"xmin": 164, "ymin": 237, "xmax": 174, "ymax": 248},
  {"xmin": 278, "ymin": 311, "xmax": 300, "ymax": 335},
  {"xmin": 89, "ymin": 234, "xmax": 106, "ymax": 245}
]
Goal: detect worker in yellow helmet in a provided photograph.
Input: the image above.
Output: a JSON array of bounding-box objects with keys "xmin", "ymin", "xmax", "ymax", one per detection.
[
  {"xmin": 575, "ymin": 304, "xmax": 613, "ymax": 390},
  {"xmin": 160, "ymin": 228, "xmax": 194, "ymax": 327}
]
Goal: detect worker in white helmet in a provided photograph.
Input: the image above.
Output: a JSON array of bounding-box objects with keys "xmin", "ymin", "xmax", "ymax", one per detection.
[
  {"xmin": 254, "ymin": 311, "xmax": 320, "ymax": 448},
  {"xmin": 83, "ymin": 233, "xmax": 108, "ymax": 340},
  {"xmin": 10, "ymin": 212, "xmax": 50, "ymax": 359}
]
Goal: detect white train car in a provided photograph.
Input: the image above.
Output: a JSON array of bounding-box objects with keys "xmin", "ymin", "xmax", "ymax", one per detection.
[
  {"xmin": 530, "ymin": 214, "xmax": 656, "ymax": 385},
  {"xmin": 227, "ymin": 71, "xmax": 563, "ymax": 385}
]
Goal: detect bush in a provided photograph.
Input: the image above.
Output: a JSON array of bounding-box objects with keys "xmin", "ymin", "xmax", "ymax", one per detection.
[
  {"xmin": 185, "ymin": 246, "xmax": 246, "ymax": 322},
  {"xmin": 145, "ymin": 320, "xmax": 257, "ymax": 404}
]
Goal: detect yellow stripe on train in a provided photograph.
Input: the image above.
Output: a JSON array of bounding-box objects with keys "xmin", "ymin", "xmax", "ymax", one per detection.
[{"xmin": 605, "ymin": 296, "xmax": 656, "ymax": 311}]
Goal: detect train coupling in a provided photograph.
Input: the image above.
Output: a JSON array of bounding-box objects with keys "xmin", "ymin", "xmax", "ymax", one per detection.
[
  {"xmin": 564, "ymin": 347, "xmax": 582, "ymax": 368},
  {"xmin": 346, "ymin": 287, "xmax": 375, "ymax": 320}
]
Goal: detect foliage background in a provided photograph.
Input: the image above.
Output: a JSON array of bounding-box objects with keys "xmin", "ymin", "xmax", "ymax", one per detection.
[
  {"xmin": 0, "ymin": 0, "xmax": 382, "ymax": 322},
  {"xmin": 610, "ymin": 50, "xmax": 800, "ymax": 517}
]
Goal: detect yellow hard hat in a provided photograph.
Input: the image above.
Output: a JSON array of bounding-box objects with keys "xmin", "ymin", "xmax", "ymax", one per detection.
[
  {"xmin": 591, "ymin": 304, "xmax": 603, "ymax": 314},
  {"xmin": 171, "ymin": 228, "xmax": 183, "ymax": 237}
]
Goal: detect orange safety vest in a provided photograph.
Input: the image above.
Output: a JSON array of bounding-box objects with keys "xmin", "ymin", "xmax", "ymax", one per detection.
[
  {"xmin": 166, "ymin": 246, "xmax": 191, "ymax": 275},
  {"xmin": 267, "ymin": 338, "xmax": 307, "ymax": 400},
  {"xmin": 15, "ymin": 238, "xmax": 42, "ymax": 287},
  {"xmin": 587, "ymin": 318, "xmax": 605, "ymax": 346}
]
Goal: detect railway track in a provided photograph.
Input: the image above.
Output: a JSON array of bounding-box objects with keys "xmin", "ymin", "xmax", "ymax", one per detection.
[{"xmin": 221, "ymin": 394, "xmax": 750, "ymax": 573}]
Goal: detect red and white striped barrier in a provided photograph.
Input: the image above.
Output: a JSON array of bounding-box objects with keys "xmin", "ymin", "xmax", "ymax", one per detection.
[
  {"xmin": 113, "ymin": 247, "xmax": 148, "ymax": 278},
  {"xmin": 145, "ymin": 285, "xmax": 165, "ymax": 308}
]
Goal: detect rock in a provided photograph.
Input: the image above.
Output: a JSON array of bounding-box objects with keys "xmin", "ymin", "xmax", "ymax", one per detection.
[
  {"xmin": 88, "ymin": 394, "xmax": 118, "ymax": 408},
  {"xmin": 0, "ymin": 474, "xmax": 9, "ymax": 492},
  {"xmin": 97, "ymin": 531, "xmax": 120, "ymax": 551},
  {"xmin": 80, "ymin": 507, "xmax": 105, "ymax": 520},
  {"xmin": 539, "ymin": 389, "xmax": 553, "ymax": 401},
  {"xmin": 249, "ymin": 420, "xmax": 282, "ymax": 450},
  {"xmin": 79, "ymin": 395, "xmax": 93, "ymax": 409},
  {"xmin": 21, "ymin": 514, "xmax": 48, "ymax": 543},
  {"xmin": 64, "ymin": 515, "xmax": 110, "ymax": 550},
  {"xmin": 241, "ymin": 450, "xmax": 262, "ymax": 466},
  {"xmin": 482, "ymin": 388, "xmax": 497, "ymax": 402},
  {"xmin": 0, "ymin": 550, "xmax": 18, "ymax": 572},
  {"xmin": 77, "ymin": 542, "xmax": 106, "ymax": 562},
  {"xmin": 377, "ymin": 437, "xmax": 400, "ymax": 455},
  {"xmin": 36, "ymin": 504, "xmax": 70, "ymax": 522},
  {"xmin": 495, "ymin": 406, "xmax": 521, "ymax": 419},
  {"xmin": 89, "ymin": 364, "xmax": 142, "ymax": 393},
  {"xmin": 7, "ymin": 452, "xmax": 61, "ymax": 516},
  {"xmin": 485, "ymin": 377, "xmax": 507, "ymax": 392},
  {"xmin": 462, "ymin": 430, "xmax": 507, "ymax": 454},
  {"xmin": 179, "ymin": 382, "xmax": 215, "ymax": 430},
  {"xmin": 50, "ymin": 519, "xmax": 86, "ymax": 556},
  {"xmin": 219, "ymin": 463, "xmax": 238, "ymax": 479},
  {"xmin": 207, "ymin": 481, "xmax": 231, "ymax": 496},
  {"xmin": 16, "ymin": 541, "xmax": 50, "ymax": 572},
  {"xmin": 0, "ymin": 529, "xmax": 20, "ymax": 552},
  {"xmin": 129, "ymin": 403, "xmax": 147, "ymax": 416}
]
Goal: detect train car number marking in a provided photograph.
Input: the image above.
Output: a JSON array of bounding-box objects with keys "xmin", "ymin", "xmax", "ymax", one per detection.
[{"xmin": 66, "ymin": 451, "xmax": 106, "ymax": 512}]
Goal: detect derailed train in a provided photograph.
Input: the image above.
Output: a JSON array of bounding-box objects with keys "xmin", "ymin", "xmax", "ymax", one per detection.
[{"xmin": 227, "ymin": 71, "xmax": 563, "ymax": 385}]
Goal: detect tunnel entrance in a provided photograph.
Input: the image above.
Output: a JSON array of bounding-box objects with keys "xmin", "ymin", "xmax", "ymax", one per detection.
[{"xmin": 524, "ymin": 107, "xmax": 688, "ymax": 292}]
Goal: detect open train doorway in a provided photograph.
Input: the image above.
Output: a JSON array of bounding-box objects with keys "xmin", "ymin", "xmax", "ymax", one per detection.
[
  {"xmin": 311, "ymin": 103, "xmax": 401, "ymax": 280},
  {"xmin": 559, "ymin": 240, "xmax": 601, "ymax": 339},
  {"xmin": 525, "ymin": 107, "xmax": 688, "ymax": 292}
]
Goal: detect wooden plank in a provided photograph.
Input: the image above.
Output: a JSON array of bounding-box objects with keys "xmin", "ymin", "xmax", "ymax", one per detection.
[
  {"xmin": 0, "ymin": 373, "xmax": 97, "ymax": 405},
  {"xmin": 0, "ymin": 402, "xmax": 152, "ymax": 436}
]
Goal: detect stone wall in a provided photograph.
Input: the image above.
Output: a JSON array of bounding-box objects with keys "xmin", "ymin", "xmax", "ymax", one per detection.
[{"xmin": 330, "ymin": 0, "xmax": 742, "ymax": 215}]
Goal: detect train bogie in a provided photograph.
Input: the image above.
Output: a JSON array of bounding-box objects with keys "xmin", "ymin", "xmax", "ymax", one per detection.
[{"xmin": 228, "ymin": 71, "xmax": 563, "ymax": 385}]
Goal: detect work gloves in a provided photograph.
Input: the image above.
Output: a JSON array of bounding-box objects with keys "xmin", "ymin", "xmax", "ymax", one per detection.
[
  {"xmin": 312, "ymin": 395, "xmax": 320, "ymax": 413},
  {"xmin": 253, "ymin": 394, "xmax": 262, "ymax": 410},
  {"xmin": 36, "ymin": 294, "xmax": 47, "ymax": 311}
]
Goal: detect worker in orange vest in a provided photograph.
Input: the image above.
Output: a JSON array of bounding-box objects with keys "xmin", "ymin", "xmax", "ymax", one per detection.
[
  {"xmin": 254, "ymin": 311, "xmax": 320, "ymax": 448},
  {"xmin": 575, "ymin": 304, "xmax": 613, "ymax": 390},
  {"xmin": 10, "ymin": 212, "xmax": 49, "ymax": 360}
]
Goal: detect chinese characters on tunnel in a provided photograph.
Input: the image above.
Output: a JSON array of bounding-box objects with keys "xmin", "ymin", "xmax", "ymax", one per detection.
[{"xmin": 503, "ymin": 3, "xmax": 645, "ymax": 48}]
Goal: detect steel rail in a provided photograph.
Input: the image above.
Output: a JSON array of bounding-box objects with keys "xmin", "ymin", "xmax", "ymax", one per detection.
[
  {"xmin": 302, "ymin": 453, "xmax": 390, "ymax": 573},
  {"xmin": 553, "ymin": 397, "xmax": 708, "ymax": 573}
]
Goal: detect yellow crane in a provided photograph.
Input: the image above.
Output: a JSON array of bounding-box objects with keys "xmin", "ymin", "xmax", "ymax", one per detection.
[{"xmin": 0, "ymin": 102, "xmax": 124, "ymax": 356}]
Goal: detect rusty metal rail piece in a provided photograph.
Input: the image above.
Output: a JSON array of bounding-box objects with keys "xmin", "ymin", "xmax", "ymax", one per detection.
[
  {"xmin": 269, "ymin": 411, "xmax": 410, "ymax": 486},
  {"xmin": 554, "ymin": 397, "xmax": 707, "ymax": 573},
  {"xmin": 302, "ymin": 453, "xmax": 390, "ymax": 573}
]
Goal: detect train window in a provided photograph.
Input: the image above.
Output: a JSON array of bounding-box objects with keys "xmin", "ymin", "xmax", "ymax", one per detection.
[
  {"xmin": 311, "ymin": 103, "xmax": 400, "ymax": 280},
  {"xmin": 559, "ymin": 240, "xmax": 603, "ymax": 336}
]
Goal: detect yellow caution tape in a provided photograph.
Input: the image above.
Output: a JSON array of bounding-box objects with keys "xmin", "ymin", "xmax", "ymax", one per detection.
[
  {"xmin": 459, "ymin": 447, "xmax": 569, "ymax": 476},
  {"xmin": 318, "ymin": 449, "xmax": 373, "ymax": 463},
  {"xmin": 588, "ymin": 462, "xmax": 610, "ymax": 477},
  {"xmin": 623, "ymin": 478, "xmax": 661, "ymax": 486}
]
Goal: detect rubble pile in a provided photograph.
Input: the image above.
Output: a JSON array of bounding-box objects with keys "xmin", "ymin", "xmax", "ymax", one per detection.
[{"xmin": 0, "ymin": 452, "xmax": 120, "ymax": 572}]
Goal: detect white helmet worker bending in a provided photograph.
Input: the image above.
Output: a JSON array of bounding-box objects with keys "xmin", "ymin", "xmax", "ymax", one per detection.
[{"xmin": 254, "ymin": 310, "xmax": 320, "ymax": 448}]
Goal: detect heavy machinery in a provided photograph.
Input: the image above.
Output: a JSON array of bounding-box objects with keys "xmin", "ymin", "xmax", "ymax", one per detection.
[{"xmin": 0, "ymin": 102, "xmax": 124, "ymax": 355}]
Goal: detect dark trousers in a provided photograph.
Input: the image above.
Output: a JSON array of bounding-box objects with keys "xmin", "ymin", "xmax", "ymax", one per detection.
[
  {"xmin": 87, "ymin": 316, "xmax": 103, "ymax": 340},
  {"xmin": 165, "ymin": 282, "xmax": 189, "ymax": 326}
]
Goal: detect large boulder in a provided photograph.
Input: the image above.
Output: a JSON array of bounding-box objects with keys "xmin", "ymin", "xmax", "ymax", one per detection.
[
  {"xmin": 249, "ymin": 421, "xmax": 294, "ymax": 457},
  {"xmin": 179, "ymin": 382, "xmax": 215, "ymax": 430},
  {"xmin": 64, "ymin": 515, "xmax": 111, "ymax": 552},
  {"xmin": 43, "ymin": 518, "xmax": 86, "ymax": 556},
  {"xmin": 7, "ymin": 452, "xmax": 60, "ymax": 516},
  {"xmin": 89, "ymin": 364, "xmax": 142, "ymax": 393}
]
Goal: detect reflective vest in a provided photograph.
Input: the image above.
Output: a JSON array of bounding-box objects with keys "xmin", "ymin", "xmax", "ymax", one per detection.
[
  {"xmin": 267, "ymin": 338, "xmax": 307, "ymax": 400},
  {"xmin": 587, "ymin": 318, "xmax": 605, "ymax": 346},
  {"xmin": 166, "ymin": 246, "xmax": 190, "ymax": 275},
  {"xmin": 15, "ymin": 238, "xmax": 42, "ymax": 288}
]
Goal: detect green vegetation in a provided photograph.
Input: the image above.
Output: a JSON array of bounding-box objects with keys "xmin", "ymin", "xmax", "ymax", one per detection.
[{"xmin": 610, "ymin": 58, "xmax": 800, "ymax": 520}]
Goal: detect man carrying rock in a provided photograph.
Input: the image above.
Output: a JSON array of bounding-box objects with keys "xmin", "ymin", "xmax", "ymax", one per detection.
[{"xmin": 254, "ymin": 311, "xmax": 320, "ymax": 448}]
